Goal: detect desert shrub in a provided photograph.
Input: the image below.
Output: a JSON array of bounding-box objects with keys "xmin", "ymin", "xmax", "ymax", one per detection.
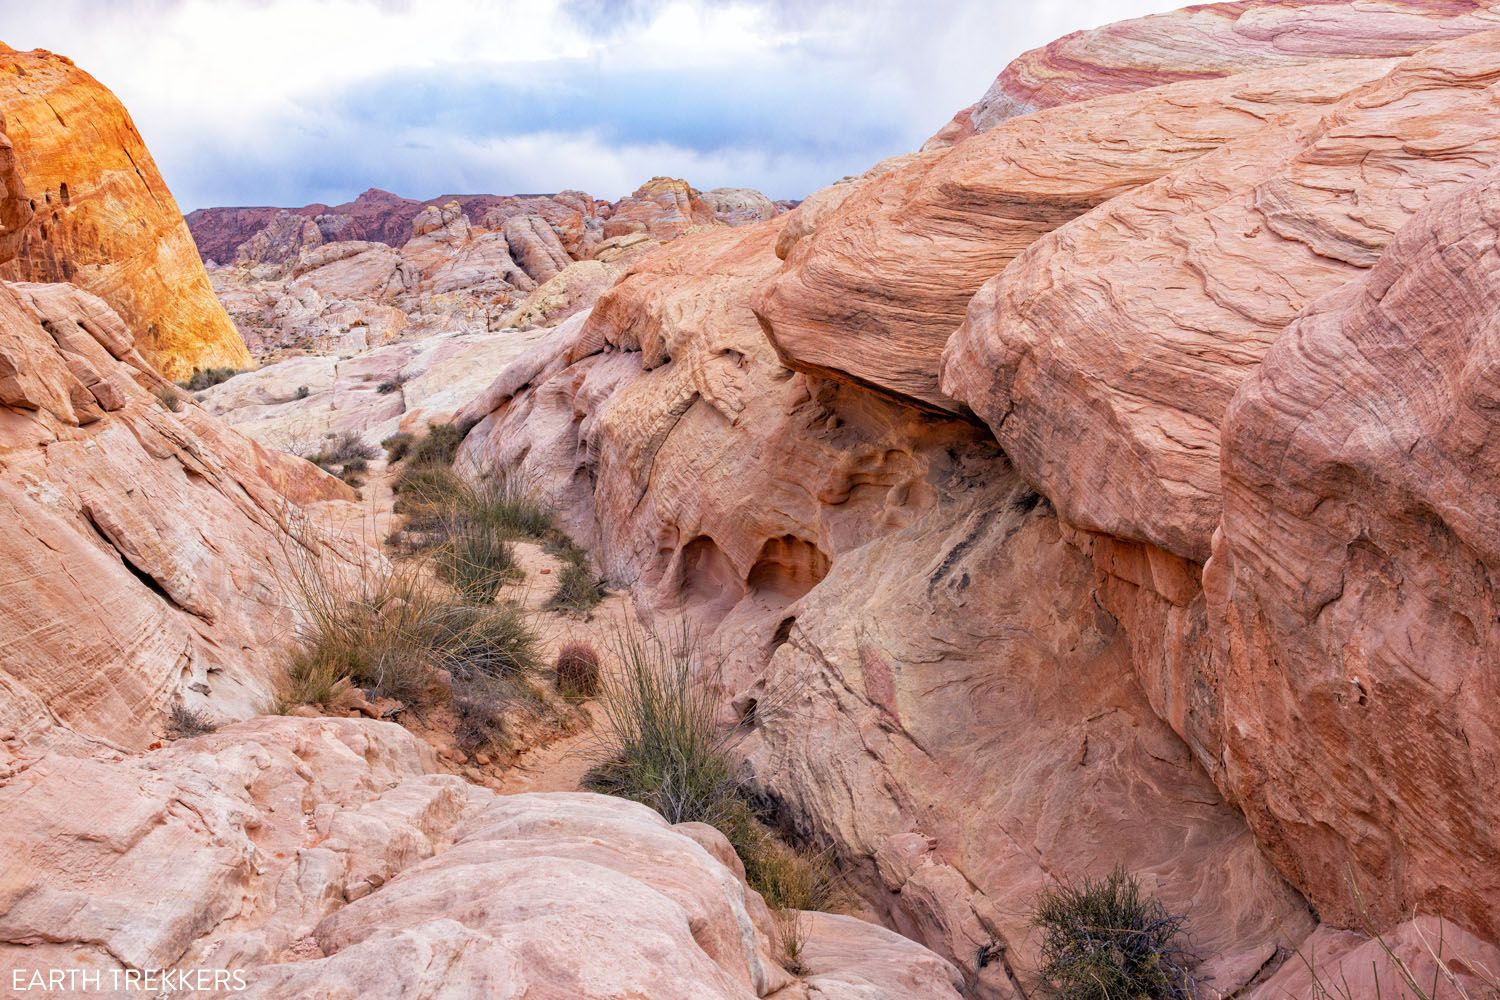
[
  {"xmin": 450, "ymin": 670, "xmax": 512, "ymax": 754},
  {"xmin": 437, "ymin": 516, "xmax": 520, "ymax": 602},
  {"xmin": 584, "ymin": 621, "xmax": 831, "ymax": 928},
  {"xmin": 1029, "ymin": 867, "xmax": 1198, "ymax": 1000},
  {"xmin": 294, "ymin": 385, "xmax": 310, "ymax": 400},
  {"xmin": 467, "ymin": 470, "xmax": 552, "ymax": 539},
  {"xmin": 434, "ymin": 601, "xmax": 541, "ymax": 678},
  {"xmin": 309, "ymin": 431, "xmax": 379, "ymax": 466},
  {"xmin": 409, "ymin": 422, "xmax": 463, "ymax": 467},
  {"xmin": 377, "ymin": 380, "xmax": 400, "ymax": 394},
  {"xmin": 180, "ymin": 366, "xmax": 242, "ymax": 391},
  {"xmin": 382, "ymin": 431, "xmax": 415, "ymax": 461},
  {"xmin": 280, "ymin": 642, "xmax": 353, "ymax": 708},
  {"xmin": 166, "ymin": 703, "xmax": 217, "ymax": 739},
  {"xmin": 585, "ymin": 622, "xmax": 741, "ymax": 826},
  {"xmin": 281, "ymin": 536, "xmax": 538, "ymax": 704},
  {"xmin": 547, "ymin": 559, "xmax": 605, "ymax": 617},
  {"xmin": 555, "ymin": 641, "xmax": 602, "ymax": 700},
  {"xmin": 154, "ymin": 384, "xmax": 183, "ymax": 412}
]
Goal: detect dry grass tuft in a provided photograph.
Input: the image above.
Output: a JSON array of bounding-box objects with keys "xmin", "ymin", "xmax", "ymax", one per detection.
[{"xmin": 166, "ymin": 703, "xmax": 217, "ymax": 739}]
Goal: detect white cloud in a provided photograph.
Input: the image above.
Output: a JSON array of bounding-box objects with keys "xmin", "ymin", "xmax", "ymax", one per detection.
[{"xmin": 0, "ymin": 0, "xmax": 1183, "ymax": 208}]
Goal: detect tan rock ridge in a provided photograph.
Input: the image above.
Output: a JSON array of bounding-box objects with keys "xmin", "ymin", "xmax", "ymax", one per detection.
[{"xmin": 0, "ymin": 44, "xmax": 251, "ymax": 379}]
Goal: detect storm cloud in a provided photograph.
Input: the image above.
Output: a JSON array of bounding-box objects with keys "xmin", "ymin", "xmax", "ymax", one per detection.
[{"xmin": 0, "ymin": 0, "xmax": 1180, "ymax": 208}]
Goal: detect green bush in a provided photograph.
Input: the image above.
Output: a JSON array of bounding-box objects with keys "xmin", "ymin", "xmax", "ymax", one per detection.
[
  {"xmin": 437, "ymin": 515, "xmax": 521, "ymax": 603},
  {"xmin": 1029, "ymin": 867, "xmax": 1198, "ymax": 1000},
  {"xmin": 585, "ymin": 623, "xmax": 740, "ymax": 826},
  {"xmin": 280, "ymin": 549, "xmax": 540, "ymax": 708},
  {"xmin": 409, "ymin": 423, "xmax": 463, "ymax": 467},
  {"xmin": 546, "ymin": 559, "xmax": 605, "ymax": 617}
]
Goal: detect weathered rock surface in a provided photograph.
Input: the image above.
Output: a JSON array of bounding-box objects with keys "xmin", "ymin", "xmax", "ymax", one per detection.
[
  {"xmin": 943, "ymin": 31, "xmax": 1500, "ymax": 562},
  {"xmin": 705, "ymin": 187, "xmax": 780, "ymax": 226},
  {"xmin": 928, "ymin": 0, "xmax": 1500, "ymax": 145},
  {"xmin": 202, "ymin": 324, "xmax": 553, "ymax": 452},
  {"xmin": 200, "ymin": 180, "xmax": 783, "ymax": 364},
  {"xmin": 459, "ymin": 13, "xmax": 1500, "ymax": 990},
  {"xmin": 759, "ymin": 57, "xmax": 1393, "ymax": 412},
  {"xmin": 0, "ymin": 44, "xmax": 250, "ymax": 378},
  {"xmin": 456, "ymin": 221, "xmax": 1315, "ymax": 997},
  {"xmin": 0, "ymin": 716, "xmax": 964, "ymax": 1000},
  {"xmin": 187, "ymin": 187, "xmax": 602, "ymax": 265},
  {"xmin": 0, "ymin": 277, "xmax": 352, "ymax": 752},
  {"xmin": 1207, "ymin": 171, "xmax": 1500, "ymax": 939},
  {"xmin": 603, "ymin": 175, "xmax": 717, "ymax": 240}
]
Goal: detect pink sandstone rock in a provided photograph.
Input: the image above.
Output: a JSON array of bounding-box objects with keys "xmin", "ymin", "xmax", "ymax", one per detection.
[
  {"xmin": 1207, "ymin": 171, "xmax": 1500, "ymax": 940},
  {"xmin": 0, "ymin": 276, "xmax": 353, "ymax": 753},
  {"xmin": 928, "ymin": 0, "xmax": 1500, "ymax": 145},
  {"xmin": 942, "ymin": 30, "xmax": 1500, "ymax": 563},
  {"xmin": 0, "ymin": 716, "xmax": 964, "ymax": 1000},
  {"xmin": 602, "ymin": 176, "xmax": 717, "ymax": 242},
  {"xmin": 758, "ymin": 57, "xmax": 1393, "ymax": 412},
  {"xmin": 455, "ymin": 221, "xmax": 1315, "ymax": 997}
]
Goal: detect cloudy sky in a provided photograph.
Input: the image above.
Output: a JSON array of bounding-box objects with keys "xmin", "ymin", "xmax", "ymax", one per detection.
[{"xmin": 0, "ymin": 0, "xmax": 1178, "ymax": 210}]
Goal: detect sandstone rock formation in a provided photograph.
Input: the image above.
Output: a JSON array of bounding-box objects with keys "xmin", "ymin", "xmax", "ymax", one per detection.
[
  {"xmin": 928, "ymin": 0, "xmax": 1500, "ymax": 145},
  {"xmin": 197, "ymin": 180, "xmax": 782, "ymax": 364},
  {"xmin": 201, "ymin": 323, "xmax": 553, "ymax": 452},
  {"xmin": 0, "ymin": 277, "xmax": 353, "ymax": 752},
  {"xmin": 943, "ymin": 30, "xmax": 1500, "ymax": 562},
  {"xmin": 1208, "ymin": 171, "xmax": 1500, "ymax": 938},
  {"xmin": 0, "ymin": 44, "xmax": 250, "ymax": 379},
  {"xmin": 603, "ymin": 175, "xmax": 717, "ymax": 240},
  {"xmin": 456, "ymin": 12, "xmax": 1500, "ymax": 996},
  {"xmin": 0, "ymin": 716, "xmax": 965, "ymax": 1000},
  {"xmin": 454, "ymin": 221, "xmax": 1314, "ymax": 998},
  {"xmin": 758, "ymin": 57, "xmax": 1394, "ymax": 412},
  {"xmin": 187, "ymin": 187, "xmax": 601, "ymax": 266}
]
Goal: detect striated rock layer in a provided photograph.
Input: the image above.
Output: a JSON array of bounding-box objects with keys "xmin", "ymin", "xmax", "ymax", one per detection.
[
  {"xmin": 0, "ymin": 276, "xmax": 352, "ymax": 753},
  {"xmin": 455, "ymin": 221, "xmax": 1316, "ymax": 998},
  {"xmin": 459, "ymin": 10, "xmax": 1500, "ymax": 995},
  {"xmin": 927, "ymin": 0, "xmax": 1500, "ymax": 145},
  {"xmin": 759, "ymin": 57, "xmax": 1393, "ymax": 412},
  {"xmin": 0, "ymin": 716, "xmax": 965, "ymax": 1000},
  {"xmin": 1208, "ymin": 172, "xmax": 1500, "ymax": 938},
  {"xmin": 0, "ymin": 44, "xmax": 250, "ymax": 379}
]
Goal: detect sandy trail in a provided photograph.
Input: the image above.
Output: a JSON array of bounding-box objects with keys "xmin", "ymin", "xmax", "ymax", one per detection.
[{"xmin": 329, "ymin": 455, "xmax": 632, "ymax": 796}]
